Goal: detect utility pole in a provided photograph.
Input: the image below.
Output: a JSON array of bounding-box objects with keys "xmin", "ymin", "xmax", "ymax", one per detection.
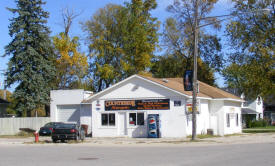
[{"xmin": 191, "ymin": 0, "xmax": 199, "ymax": 141}]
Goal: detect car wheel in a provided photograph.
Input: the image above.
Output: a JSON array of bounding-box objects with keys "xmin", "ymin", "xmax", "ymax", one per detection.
[
  {"xmin": 61, "ymin": 139, "xmax": 65, "ymax": 143},
  {"xmin": 52, "ymin": 139, "xmax": 57, "ymax": 143}
]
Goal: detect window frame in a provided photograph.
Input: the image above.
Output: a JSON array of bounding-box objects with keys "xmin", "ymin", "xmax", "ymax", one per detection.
[
  {"xmin": 226, "ymin": 113, "xmax": 230, "ymax": 127},
  {"xmin": 236, "ymin": 113, "xmax": 239, "ymax": 126},
  {"xmin": 101, "ymin": 113, "xmax": 116, "ymax": 127},
  {"xmin": 174, "ymin": 100, "xmax": 182, "ymax": 107},
  {"xmin": 128, "ymin": 112, "xmax": 145, "ymax": 127}
]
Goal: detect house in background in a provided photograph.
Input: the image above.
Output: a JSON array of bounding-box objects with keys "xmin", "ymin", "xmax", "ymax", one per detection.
[
  {"xmin": 240, "ymin": 94, "xmax": 264, "ymax": 127},
  {"xmin": 0, "ymin": 98, "xmax": 10, "ymax": 117}
]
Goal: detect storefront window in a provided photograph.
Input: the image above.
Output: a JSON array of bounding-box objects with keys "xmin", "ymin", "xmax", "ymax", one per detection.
[
  {"xmin": 129, "ymin": 112, "xmax": 144, "ymax": 126},
  {"xmin": 109, "ymin": 113, "xmax": 115, "ymax": 126},
  {"xmin": 129, "ymin": 113, "xmax": 136, "ymax": 125},
  {"xmin": 101, "ymin": 113, "xmax": 115, "ymax": 126},
  {"xmin": 137, "ymin": 113, "xmax": 144, "ymax": 125}
]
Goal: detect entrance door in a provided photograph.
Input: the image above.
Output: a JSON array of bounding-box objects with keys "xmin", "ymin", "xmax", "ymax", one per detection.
[{"xmin": 118, "ymin": 112, "xmax": 127, "ymax": 136}]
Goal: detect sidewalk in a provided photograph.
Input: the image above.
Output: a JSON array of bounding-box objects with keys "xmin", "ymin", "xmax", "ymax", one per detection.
[{"xmin": 0, "ymin": 133, "xmax": 275, "ymax": 146}]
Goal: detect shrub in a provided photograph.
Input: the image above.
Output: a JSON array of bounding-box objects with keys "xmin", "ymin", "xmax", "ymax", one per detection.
[{"xmin": 248, "ymin": 119, "xmax": 268, "ymax": 128}]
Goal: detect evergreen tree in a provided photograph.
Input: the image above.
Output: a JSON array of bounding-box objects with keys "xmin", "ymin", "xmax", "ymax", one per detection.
[{"xmin": 4, "ymin": 0, "xmax": 56, "ymax": 116}]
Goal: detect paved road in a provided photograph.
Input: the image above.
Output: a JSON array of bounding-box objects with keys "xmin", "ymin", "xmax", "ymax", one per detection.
[{"xmin": 0, "ymin": 143, "xmax": 274, "ymax": 166}]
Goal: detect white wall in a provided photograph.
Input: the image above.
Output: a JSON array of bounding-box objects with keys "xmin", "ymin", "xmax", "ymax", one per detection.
[
  {"xmin": 50, "ymin": 89, "xmax": 85, "ymax": 122},
  {"xmin": 80, "ymin": 104, "xmax": 92, "ymax": 134},
  {"xmin": 97, "ymin": 77, "xmax": 184, "ymax": 100},
  {"xmin": 0, "ymin": 117, "xmax": 50, "ymax": 135},
  {"xmin": 91, "ymin": 78, "xmax": 188, "ymax": 138},
  {"xmin": 209, "ymin": 100, "xmax": 224, "ymax": 135},
  {"xmin": 223, "ymin": 101, "xmax": 242, "ymax": 135}
]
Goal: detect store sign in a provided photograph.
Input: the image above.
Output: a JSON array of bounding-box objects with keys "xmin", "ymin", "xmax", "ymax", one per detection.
[
  {"xmin": 185, "ymin": 100, "xmax": 200, "ymax": 114},
  {"xmin": 105, "ymin": 99, "xmax": 170, "ymax": 111}
]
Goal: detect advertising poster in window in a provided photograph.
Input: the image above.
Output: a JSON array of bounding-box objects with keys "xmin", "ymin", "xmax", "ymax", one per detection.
[{"xmin": 105, "ymin": 99, "xmax": 170, "ymax": 111}]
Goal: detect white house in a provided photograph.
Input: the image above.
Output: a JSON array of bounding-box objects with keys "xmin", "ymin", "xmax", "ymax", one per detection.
[
  {"xmin": 241, "ymin": 94, "xmax": 264, "ymax": 120},
  {"xmin": 51, "ymin": 75, "xmax": 243, "ymax": 138}
]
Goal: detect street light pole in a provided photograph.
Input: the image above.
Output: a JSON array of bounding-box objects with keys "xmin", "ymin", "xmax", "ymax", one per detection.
[{"xmin": 191, "ymin": 0, "xmax": 199, "ymax": 141}]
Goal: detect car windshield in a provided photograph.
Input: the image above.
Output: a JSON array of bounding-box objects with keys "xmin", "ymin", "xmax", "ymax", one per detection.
[
  {"xmin": 55, "ymin": 123, "xmax": 76, "ymax": 129},
  {"xmin": 44, "ymin": 122, "xmax": 62, "ymax": 127},
  {"xmin": 44, "ymin": 123, "xmax": 54, "ymax": 127}
]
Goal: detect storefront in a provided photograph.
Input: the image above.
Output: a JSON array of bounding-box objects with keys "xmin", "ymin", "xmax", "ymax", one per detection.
[{"xmin": 80, "ymin": 75, "xmax": 243, "ymax": 137}]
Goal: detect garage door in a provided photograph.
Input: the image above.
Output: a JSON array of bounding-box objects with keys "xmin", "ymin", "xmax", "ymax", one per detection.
[{"xmin": 57, "ymin": 105, "xmax": 80, "ymax": 123}]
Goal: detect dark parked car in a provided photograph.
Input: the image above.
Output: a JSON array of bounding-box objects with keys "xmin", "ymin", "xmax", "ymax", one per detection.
[
  {"xmin": 51, "ymin": 123, "xmax": 85, "ymax": 143},
  {"xmin": 39, "ymin": 122, "xmax": 63, "ymax": 136}
]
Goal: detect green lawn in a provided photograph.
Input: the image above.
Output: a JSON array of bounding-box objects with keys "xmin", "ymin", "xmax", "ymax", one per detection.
[{"xmin": 243, "ymin": 126, "xmax": 275, "ymax": 133}]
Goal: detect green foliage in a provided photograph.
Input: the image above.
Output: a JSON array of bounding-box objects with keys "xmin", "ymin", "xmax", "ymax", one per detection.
[
  {"xmin": 151, "ymin": 55, "xmax": 215, "ymax": 86},
  {"xmin": 53, "ymin": 32, "xmax": 89, "ymax": 89},
  {"xmin": 223, "ymin": 0, "xmax": 275, "ymax": 101},
  {"xmin": 152, "ymin": 1, "xmax": 223, "ymax": 85},
  {"xmin": 4, "ymin": 0, "xmax": 56, "ymax": 116},
  {"xmin": 82, "ymin": 0, "xmax": 159, "ymax": 91},
  {"xmin": 247, "ymin": 119, "xmax": 268, "ymax": 128}
]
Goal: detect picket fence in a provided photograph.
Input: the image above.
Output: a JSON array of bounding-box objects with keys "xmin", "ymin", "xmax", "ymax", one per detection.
[{"xmin": 0, "ymin": 117, "xmax": 50, "ymax": 135}]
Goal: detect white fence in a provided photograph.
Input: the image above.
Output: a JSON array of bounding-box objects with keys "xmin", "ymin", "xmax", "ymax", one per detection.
[{"xmin": 0, "ymin": 117, "xmax": 50, "ymax": 135}]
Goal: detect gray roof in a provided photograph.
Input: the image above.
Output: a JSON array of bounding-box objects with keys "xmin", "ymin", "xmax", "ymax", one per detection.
[{"xmin": 241, "ymin": 108, "xmax": 258, "ymax": 114}]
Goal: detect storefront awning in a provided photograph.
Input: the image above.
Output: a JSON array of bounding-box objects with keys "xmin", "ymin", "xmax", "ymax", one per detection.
[{"xmin": 241, "ymin": 108, "xmax": 258, "ymax": 114}]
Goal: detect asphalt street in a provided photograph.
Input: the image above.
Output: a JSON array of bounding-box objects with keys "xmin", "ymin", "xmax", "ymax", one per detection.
[{"xmin": 0, "ymin": 143, "xmax": 274, "ymax": 166}]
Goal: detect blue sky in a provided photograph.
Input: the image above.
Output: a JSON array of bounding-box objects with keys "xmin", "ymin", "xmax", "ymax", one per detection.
[{"xmin": 0, "ymin": 0, "xmax": 233, "ymax": 91}]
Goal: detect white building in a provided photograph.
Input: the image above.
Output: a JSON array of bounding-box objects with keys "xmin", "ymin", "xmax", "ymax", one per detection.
[
  {"xmin": 241, "ymin": 94, "xmax": 264, "ymax": 120},
  {"xmin": 51, "ymin": 75, "xmax": 243, "ymax": 138}
]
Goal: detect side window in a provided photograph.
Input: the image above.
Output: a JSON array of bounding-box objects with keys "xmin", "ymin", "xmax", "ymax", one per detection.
[
  {"xmin": 129, "ymin": 112, "xmax": 144, "ymax": 126},
  {"xmin": 101, "ymin": 114, "xmax": 108, "ymax": 126},
  {"xmin": 101, "ymin": 113, "xmax": 115, "ymax": 126},
  {"xmin": 236, "ymin": 113, "xmax": 239, "ymax": 126},
  {"xmin": 174, "ymin": 100, "xmax": 181, "ymax": 107},
  {"xmin": 227, "ymin": 113, "xmax": 230, "ymax": 127}
]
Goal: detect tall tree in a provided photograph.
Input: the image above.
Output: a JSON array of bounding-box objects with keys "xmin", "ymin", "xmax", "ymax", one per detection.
[
  {"xmin": 53, "ymin": 8, "xmax": 88, "ymax": 90},
  {"xmin": 53, "ymin": 33, "xmax": 89, "ymax": 89},
  {"xmin": 122, "ymin": 0, "xmax": 159, "ymax": 75},
  {"xmin": 152, "ymin": 0, "xmax": 223, "ymax": 85},
  {"xmin": 82, "ymin": 1, "xmax": 159, "ymax": 92},
  {"xmin": 4, "ymin": 0, "xmax": 56, "ymax": 116},
  {"xmin": 223, "ymin": 0, "xmax": 275, "ymax": 101},
  {"xmin": 82, "ymin": 4, "xmax": 126, "ymax": 91}
]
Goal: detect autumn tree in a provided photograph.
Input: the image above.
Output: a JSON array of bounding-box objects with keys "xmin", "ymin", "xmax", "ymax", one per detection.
[
  {"xmin": 83, "ymin": 0, "xmax": 159, "ymax": 91},
  {"xmin": 53, "ymin": 33, "xmax": 88, "ymax": 89},
  {"xmin": 4, "ymin": 0, "xmax": 56, "ymax": 116},
  {"xmin": 53, "ymin": 9, "xmax": 89, "ymax": 90},
  {"xmin": 151, "ymin": 0, "xmax": 223, "ymax": 85},
  {"xmin": 222, "ymin": 0, "xmax": 275, "ymax": 101}
]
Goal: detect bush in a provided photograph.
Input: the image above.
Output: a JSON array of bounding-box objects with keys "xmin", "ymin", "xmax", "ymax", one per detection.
[{"xmin": 248, "ymin": 119, "xmax": 268, "ymax": 128}]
